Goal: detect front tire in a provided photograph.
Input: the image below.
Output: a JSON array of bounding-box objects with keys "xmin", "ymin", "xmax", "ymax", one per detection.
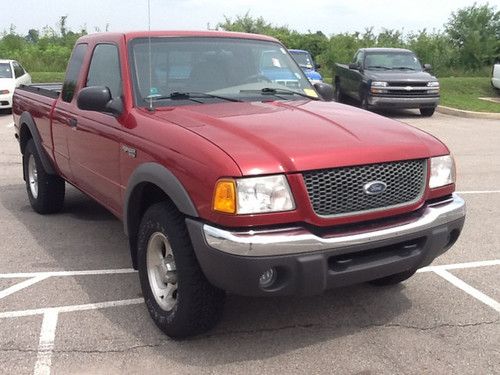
[
  {"xmin": 369, "ymin": 268, "xmax": 417, "ymax": 286},
  {"xmin": 23, "ymin": 139, "xmax": 65, "ymax": 214},
  {"xmin": 360, "ymin": 93, "xmax": 369, "ymax": 110},
  {"xmin": 137, "ymin": 201, "xmax": 225, "ymax": 339},
  {"xmin": 420, "ymin": 107, "xmax": 436, "ymax": 117},
  {"xmin": 334, "ymin": 82, "xmax": 344, "ymax": 103}
]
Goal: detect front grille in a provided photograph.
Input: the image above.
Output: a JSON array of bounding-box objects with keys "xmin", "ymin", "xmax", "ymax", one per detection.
[
  {"xmin": 302, "ymin": 159, "xmax": 427, "ymax": 217},
  {"xmin": 386, "ymin": 90, "xmax": 432, "ymax": 96},
  {"xmin": 389, "ymin": 81, "xmax": 428, "ymax": 87}
]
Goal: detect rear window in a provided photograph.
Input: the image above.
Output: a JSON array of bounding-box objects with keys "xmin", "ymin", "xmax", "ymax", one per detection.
[{"xmin": 0, "ymin": 63, "xmax": 13, "ymax": 79}]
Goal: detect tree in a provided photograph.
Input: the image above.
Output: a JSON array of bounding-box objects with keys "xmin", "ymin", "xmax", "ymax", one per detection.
[
  {"xmin": 445, "ymin": 3, "xmax": 500, "ymax": 69},
  {"xmin": 25, "ymin": 29, "xmax": 39, "ymax": 43}
]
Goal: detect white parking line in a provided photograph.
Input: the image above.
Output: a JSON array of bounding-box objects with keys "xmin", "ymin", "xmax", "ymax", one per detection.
[
  {"xmin": 0, "ymin": 275, "xmax": 49, "ymax": 300},
  {"xmin": 0, "ymin": 260, "xmax": 497, "ymax": 375},
  {"xmin": 456, "ymin": 190, "xmax": 500, "ymax": 194},
  {"xmin": 433, "ymin": 268, "xmax": 500, "ymax": 313},
  {"xmin": 419, "ymin": 259, "xmax": 500, "ymax": 273},
  {"xmin": 0, "ymin": 298, "xmax": 144, "ymax": 319},
  {"xmin": 33, "ymin": 309, "xmax": 58, "ymax": 375},
  {"xmin": 0, "ymin": 268, "xmax": 136, "ymax": 279}
]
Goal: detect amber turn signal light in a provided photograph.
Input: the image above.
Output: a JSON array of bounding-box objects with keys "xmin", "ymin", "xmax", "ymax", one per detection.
[{"xmin": 213, "ymin": 179, "xmax": 236, "ymax": 214}]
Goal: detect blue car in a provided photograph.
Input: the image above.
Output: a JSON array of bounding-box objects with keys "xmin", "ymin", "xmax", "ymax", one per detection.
[{"xmin": 288, "ymin": 49, "xmax": 323, "ymax": 84}]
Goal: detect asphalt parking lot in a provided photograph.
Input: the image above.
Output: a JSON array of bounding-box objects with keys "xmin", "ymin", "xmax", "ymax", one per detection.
[{"xmin": 0, "ymin": 108, "xmax": 498, "ymax": 374}]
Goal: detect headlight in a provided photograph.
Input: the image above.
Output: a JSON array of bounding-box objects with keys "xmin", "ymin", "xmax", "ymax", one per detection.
[
  {"xmin": 0, "ymin": 89, "xmax": 10, "ymax": 95},
  {"xmin": 429, "ymin": 155, "xmax": 455, "ymax": 188},
  {"xmin": 427, "ymin": 81, "xmax": 440, "ymax": 87},
  {"xmin": 213, "ymin": 175, "xmax": 295, "ymax": 214},
  {"xmin": 371, "ymin": 81, "xmax": 388, "ymax": 87}
]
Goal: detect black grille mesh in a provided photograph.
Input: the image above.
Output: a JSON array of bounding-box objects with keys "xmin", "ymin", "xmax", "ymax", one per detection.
[{"xmin": 302, "ymin": 159, "xmax": 426, "ymax": 216}]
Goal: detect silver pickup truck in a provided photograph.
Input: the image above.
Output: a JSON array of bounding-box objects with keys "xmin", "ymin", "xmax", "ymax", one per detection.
[{"xmin": 335, "ymin": 48, "xmax": 440, "ymax": 116}]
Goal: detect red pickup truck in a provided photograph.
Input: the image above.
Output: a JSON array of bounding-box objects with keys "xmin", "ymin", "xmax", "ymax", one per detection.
[{"xmin": 13, "ymin": 31, "xmax": 465, "ymax": 338}]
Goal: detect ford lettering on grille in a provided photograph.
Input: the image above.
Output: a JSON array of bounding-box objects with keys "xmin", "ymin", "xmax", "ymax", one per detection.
[
  {"xmin": 302, "ymin": 159, "xmax": 427, "ymax": 217},
  {"xmin": 363, "ymin": 181, "xmax": 387, "ymax": 195}
]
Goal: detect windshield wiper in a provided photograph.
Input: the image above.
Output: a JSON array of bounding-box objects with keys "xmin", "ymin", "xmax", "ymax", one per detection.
[
  {"xmin": 240, "ymin": 87, "xmax": 319, "ymax": 100},
  {"xmin": 146, "ymin": 91, "xmax": 242, "ymax": 103},
  {"xmin": 392, "ymin": 66, "xmax": 416, "ymax": 70},
  {"xmin": 366, "ymin": 65, "xmax": 392, "ymax": 70}
]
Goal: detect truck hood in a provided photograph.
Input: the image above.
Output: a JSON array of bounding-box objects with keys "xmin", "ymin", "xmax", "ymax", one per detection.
[
  {"xmin": 153, "ymin": 100, "xmax": 448, "ymax": 175},
  {"xmin": 364, "ymin": 70, "xmax": 436, "ymax": 82}
]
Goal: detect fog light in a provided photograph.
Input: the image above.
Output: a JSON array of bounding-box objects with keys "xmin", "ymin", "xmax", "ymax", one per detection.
[{"xmin": 259, "ymin": 268, "xmax": 277, "ymax": 288}]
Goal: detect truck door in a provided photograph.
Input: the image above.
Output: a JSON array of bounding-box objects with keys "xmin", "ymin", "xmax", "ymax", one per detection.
[
  {"xmin": 347, "ymin": 51, "xmax": 364, "ymax": 99},
  {"xmin": 52, "ymin": 43, "xmax": 88, "ymax": 180},
  {"xmin": 67, "ymin": 43, "xmax": 123, "ymax": 215}
]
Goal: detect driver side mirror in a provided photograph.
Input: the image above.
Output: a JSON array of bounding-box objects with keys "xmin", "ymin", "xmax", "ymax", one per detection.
[
  {"xmin": 313, "ymin": 82, "xmax": 334, "ymax": 101},
  {"xmin": 348, "ymin": 63, "xmax": 359, "ymax": 70},
  {"xmin": 423, "ymin": 63, "xmax": 432, "ymax": 71},
  {"xmin": 77, "ymin": 86, "xmax": 123, "ymax": 116},
  {"xmin": 315, "ymin": 63, "xmax": 321, "ymax": 70}
]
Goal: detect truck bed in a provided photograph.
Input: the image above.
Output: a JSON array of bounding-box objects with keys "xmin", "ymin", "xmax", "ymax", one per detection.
[{"xmin": 18, "ymin": 83, "xmax": 62, "ymax": 99}]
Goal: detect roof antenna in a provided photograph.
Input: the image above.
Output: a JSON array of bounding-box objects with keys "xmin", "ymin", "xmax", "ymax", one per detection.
[{"xmin": 147, "ymin": 0, "xmax": 154, "ymax": 111}]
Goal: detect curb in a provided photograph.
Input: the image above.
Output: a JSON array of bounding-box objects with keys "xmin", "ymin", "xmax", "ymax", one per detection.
[{"xmin": 437, "ymin": 105, "xmax": 500, "ymax": 120}]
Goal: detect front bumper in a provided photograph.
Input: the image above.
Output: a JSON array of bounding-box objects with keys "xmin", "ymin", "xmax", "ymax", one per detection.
[
  {"xmin": 368, "ymin": 95, "xmax": 439, "ymax": 109},
  {"xmin": 0, "ymin": 93, "xmax": 13, "ymax": 109},
  {"xmin": 187, "ymin": 194, "xmax": 466, "ymax": 296}
]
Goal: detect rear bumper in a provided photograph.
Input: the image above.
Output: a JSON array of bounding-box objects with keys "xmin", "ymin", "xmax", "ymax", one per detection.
[
  {"xmin": 187, "ymin": 194, "xmax": 466, "ymax": 296},
  {"xmin": 368, "ymin": 94, "xmax": 439, "ymax": 109}
]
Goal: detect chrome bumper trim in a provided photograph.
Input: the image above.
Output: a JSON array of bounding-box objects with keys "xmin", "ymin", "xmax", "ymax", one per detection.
[{"xmin": 203, "ymin": 194, "xmax": 465, "ymax": 257}]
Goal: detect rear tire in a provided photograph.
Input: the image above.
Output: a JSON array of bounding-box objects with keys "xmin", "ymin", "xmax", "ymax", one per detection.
[
  {"xmin": 420, "ymin": 107, "xmax": 436, "ymax": 117},
  {"xmin": 23, "ymin": 139, "xmax": 65, "ymax": 214},
  {"xmin": 137, "ymin": 201, "xmax": 225, "ymax": 339},
  {"xmin": 369, "ymin": 268, "xmax": 418, "ymax": 286}
]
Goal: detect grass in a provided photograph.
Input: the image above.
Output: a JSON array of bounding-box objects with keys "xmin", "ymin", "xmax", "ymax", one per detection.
[
  {"xmin": 30, "ymin": 72, "xmax": 65, "ymax": 83},
  {"xmin": 435, "ymin": 77, "xmax": 499, "ymax": 113}
]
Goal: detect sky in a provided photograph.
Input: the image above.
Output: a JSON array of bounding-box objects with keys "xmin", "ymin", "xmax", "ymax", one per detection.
[{"xmin": 2, "ymin": 0, "xmax": 500, "ymax": 36}]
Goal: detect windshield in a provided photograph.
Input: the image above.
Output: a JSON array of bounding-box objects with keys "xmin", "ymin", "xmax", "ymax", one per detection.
[
  {"xmin": 364, "ymin": 52, "xmax": 422, "ymax": 71},
  {"xmin": 129, "ymin": 37, "xmax": 314, "ymax": 106},
  {"xmin": 289, "ymin": 51, "xmax": 314, "ymax": 69},
  {"xmin": 0, "ymin": 63, "xmax": 13, "ymax": 79}
]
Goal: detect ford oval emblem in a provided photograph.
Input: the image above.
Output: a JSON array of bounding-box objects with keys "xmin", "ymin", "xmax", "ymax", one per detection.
[{"xmin": 363, "ymin": 181, "xmax": 387, "ymax": 195}]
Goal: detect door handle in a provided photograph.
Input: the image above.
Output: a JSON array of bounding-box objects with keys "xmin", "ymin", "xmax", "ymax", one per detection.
[{"xmin": 67, "ymin": 118, "xmax": 78, "ymax": 128}]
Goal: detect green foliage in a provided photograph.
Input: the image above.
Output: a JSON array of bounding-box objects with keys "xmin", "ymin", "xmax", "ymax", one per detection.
[
  {"xmin": 30, "ymin": 72, "xmax": 66, "ymax": 83},
  {"xmin": 219, "ymin": 4, "xmax": 499, "ymax": 77},
  {"xmin": 1, "ymin": 6, "xmax": 498, "ymax": 78},
  {"xmin": 445, "ymin": 3, "xmax": 500, "ymax": 69},
  {"xmin": 0, "ymin": 16, "xmax": 86, "ymax": 72},
  {"xmin": 439, "ymin": 77, "xmax": 500, "ymax": 112}
]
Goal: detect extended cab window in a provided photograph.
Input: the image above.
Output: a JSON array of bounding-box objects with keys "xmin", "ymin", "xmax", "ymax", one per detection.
[
  {"xmin": 86, "ymin": 44, "xmax": 122, "ymax": 99},
  {"xmin": 62, "ymin": 43, "xmax": 88, "ymax": 103}
]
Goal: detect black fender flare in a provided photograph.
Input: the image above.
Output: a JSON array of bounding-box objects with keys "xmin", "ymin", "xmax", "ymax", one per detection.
[
  {"xmin": 19, "ymin": 111, "xmax": 57, "ymax": 175},
  {"xmin": 123, "ymin": 163, "xmax": 199, "ymax": 268},
  {"xmin": 123, "ymin": 162, "xmax": 199, "ymax": 237}
]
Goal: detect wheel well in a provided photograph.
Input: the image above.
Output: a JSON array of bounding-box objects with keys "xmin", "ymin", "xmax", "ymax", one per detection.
[
  {"xmin": 127, "ymin": 182, "xmax": 179, "ymax": 268},
  {"xmin": 19, "ymin": 123, "xmax": 32, "ymax": 154}
]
